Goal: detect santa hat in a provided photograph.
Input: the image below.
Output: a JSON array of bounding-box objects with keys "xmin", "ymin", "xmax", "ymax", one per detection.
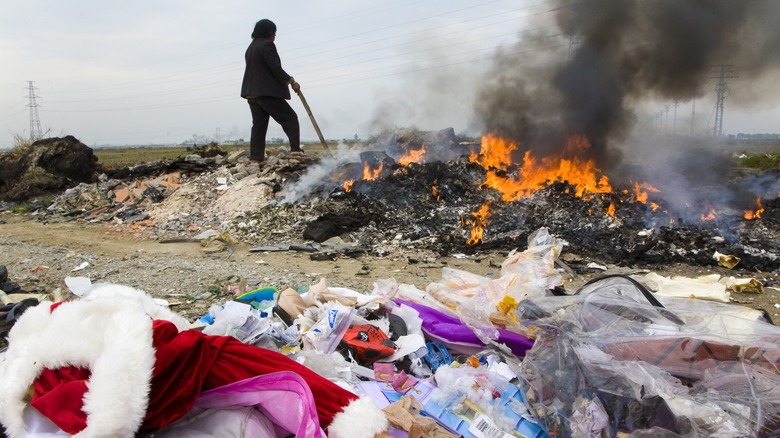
[
  {"xmin": 0, "ymin": 297, "xmax": 158, "ymax": 437},
  {"xmin": 0, "ymin": 283, "xmax": 387, "ymax": 438}
]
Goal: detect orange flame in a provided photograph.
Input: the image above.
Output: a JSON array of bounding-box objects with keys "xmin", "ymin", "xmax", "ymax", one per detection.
[
  {"xmin": 479, "ymin": 134, "xmax": 612, "ymax": 201},
  {"xmin": 633, "ymin": 182, "xmax": 660, "ymax": 204},
  {"xmin": 343, "ymin": 179, "xmax": 354, "ymax": 192},
  {"xmin": 701, "ymin": 208, "xmax": 717, "ymax": 221},
  {"xmin": 471, "ymin": 134, "xmax": 516, "ymax": 170},
  {"xmin": 399, "ymin": 144, "xmax": 426, "ymax": 166},
  {"xmin": 744, "ymin": 196, "xmax": 764, "ymax": 220},
  {"xmin": 362, "ymin": 162, "xmax": 383, "ymax": 181},
  {"xmin": 606, "ymin": 203, "xmax": 616, "ymax": 217},
  {"xmin": 432, "ymin": 181, "xmax": 441, "ymax": 201},
  {"xmin": 464, "ymin": 201, "xmax": 492, "ymax": 245}
]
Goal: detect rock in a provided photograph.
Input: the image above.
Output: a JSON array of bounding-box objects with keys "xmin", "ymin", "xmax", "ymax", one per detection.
[{"xmin": 226, "ymin": 150, "xmax": 247, "ymax": 164}]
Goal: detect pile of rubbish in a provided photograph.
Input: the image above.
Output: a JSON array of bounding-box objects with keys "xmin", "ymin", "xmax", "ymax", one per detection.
[
  {"xmin": 200, "ymin": 144, "xmax": 780, "ymax": 270},
  {"xmin": 2, "ymin": 134, "xmax": 779, "ymax": 273},
  {"xmin": 2, "ymin": 228, "xmax": 778, "ymax": 437}
]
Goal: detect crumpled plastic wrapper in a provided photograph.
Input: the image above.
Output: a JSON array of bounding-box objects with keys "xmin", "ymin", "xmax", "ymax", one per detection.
[{"xmin": 382, "ymin": 395, "xmax": 457, "ymax": 438}]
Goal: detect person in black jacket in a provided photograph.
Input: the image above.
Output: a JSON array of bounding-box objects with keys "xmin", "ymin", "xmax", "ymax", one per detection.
[{"xmin": 241, "ymin": 19, "xmax": 302, "ymax": 163}]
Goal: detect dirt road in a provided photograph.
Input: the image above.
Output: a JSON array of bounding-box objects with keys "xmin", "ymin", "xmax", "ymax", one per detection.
[
  {"xmin": 0, "ymin": 214, "xmax": 508, "ymax": 320},
  {"xmin": 2, "ymin": 213, "xmax": 778, "ymax": 323}
]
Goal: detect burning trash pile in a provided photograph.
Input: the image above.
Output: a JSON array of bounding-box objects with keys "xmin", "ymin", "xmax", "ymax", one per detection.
[
  {"xmin": 3, "ymin": 0, "xmax": 780, "ymax": 435},
  {"xmin": 2, "ymin": 227, "xmax": 780, "ymax": 437},
  {"xmin": 264, "ymin": 128, "xmax": 780, "ymax": 272},
  {"xmin": 2, "ymin": 131, "xmax": 779, "ymax": 274}
]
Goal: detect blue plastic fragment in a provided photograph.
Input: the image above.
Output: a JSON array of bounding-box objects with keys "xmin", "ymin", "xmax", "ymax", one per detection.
[
  {"xmin": 235, "ymin": 287, "xmax": 277, "ymax": 303},
  {"xmin": 423, "ymin": 342, "xmax": 452, "ymax": 372}
]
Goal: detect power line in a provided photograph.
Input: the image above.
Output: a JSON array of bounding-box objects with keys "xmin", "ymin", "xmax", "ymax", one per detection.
[
  {"xmin": 0, "ymin": 101, "xmax": 26, "ymax": 126},
  {"xmin": 284, "ymin": 0, "xmax": 513, "ymax": 56},
  {"xmin": 40, "ymin": 0, "xmax": 561, "ymax": 100},
  {"xmin": 285, "ymin": 0, "xmax": 561, "ymax": 64},
  {"xmin": 42, "ymin": 35, "xmax": 568, "ymax": 114},
  {"xmin": 8, "ymin": 0, "xmax": 569, "ymax": 145},
  {"xmin": 41, "ymin": 12, "xmax": 567, "ymax": 112}
]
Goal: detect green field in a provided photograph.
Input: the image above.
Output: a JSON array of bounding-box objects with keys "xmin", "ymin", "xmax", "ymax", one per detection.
[
  {"xmin": 93, "ymin": 141, "xmax": 344, "ymax": 169},
  {"xmin": 738, "ymin": 153, "xmax": 780, "ymax": 171}
]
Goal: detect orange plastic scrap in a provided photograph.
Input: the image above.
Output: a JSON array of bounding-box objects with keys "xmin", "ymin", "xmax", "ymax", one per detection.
[{"xmin": 114, "ymin": 187, "xmax": 130, "ymax": 204}]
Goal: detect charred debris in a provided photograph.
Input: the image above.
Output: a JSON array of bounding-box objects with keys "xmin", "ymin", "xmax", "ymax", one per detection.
[{"xmin": 0, "ymin": 132, "xmax": 778, "ymax": 273}]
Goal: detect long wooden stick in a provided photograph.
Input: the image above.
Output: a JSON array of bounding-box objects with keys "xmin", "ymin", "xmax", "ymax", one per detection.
[{"xmin": 295, "ymin": 89, "xmax": 333, "ymax": 157}]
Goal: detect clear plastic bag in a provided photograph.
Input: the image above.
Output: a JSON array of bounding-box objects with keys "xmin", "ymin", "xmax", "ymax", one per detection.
[
  {"xmin": 301, "ymin": 301, "xmax": 355, "ymax": 354},
  {"xmin": 518, "ymin": 275, "xmax": 780, "ymax": 437},
  {"xmin": 500, "ymin": 227, "xmax": 562, "ymax": 281},
  {"xmin": 434, "ymin": 228, "xmax": 563, "ymax": 345}
]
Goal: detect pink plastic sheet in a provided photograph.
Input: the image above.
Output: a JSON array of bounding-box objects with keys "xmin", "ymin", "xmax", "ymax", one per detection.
[{"xmin": 187, "ymin": 372, "xmax": 327, "ymax": 438}]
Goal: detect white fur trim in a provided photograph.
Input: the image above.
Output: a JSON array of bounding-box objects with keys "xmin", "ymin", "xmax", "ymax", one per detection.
[
  {"xmin": 328, "ymin": 396, "xmax": 388, "ymax": 438},
  {"xmin": 81, "ymin": 282, "xmax": 191, "ymax": 331},
  {"xmin": 0, "ymin": 284, "xmax": 187, "ymax": 437}
]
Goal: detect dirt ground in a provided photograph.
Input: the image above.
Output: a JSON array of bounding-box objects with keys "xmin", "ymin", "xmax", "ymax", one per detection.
[{"xmin": 2, "ymin": 213, "xmax": 779, "ymax": 323}]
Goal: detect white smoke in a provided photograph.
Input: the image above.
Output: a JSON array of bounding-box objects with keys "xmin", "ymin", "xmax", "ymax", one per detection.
[{"xmin": 277, "ymin": 142, "xmax": 362, "ymax": 204}]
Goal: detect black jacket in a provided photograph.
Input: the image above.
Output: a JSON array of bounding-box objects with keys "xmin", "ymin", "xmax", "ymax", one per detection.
[{"xmin": 241, "ymin": 38, "xmax": 292, "ymax": 100}]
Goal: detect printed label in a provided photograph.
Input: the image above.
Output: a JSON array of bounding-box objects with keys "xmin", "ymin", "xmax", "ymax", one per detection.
[
  {"xmin": 468, "ymin": 414, "xmax": 514, "ymax": 438},
  {"xmin": 328, "ymin": 309, "xmax": 338, "ymax": 328}
]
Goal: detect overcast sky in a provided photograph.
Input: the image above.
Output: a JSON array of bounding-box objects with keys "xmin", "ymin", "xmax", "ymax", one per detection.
[{"xmin": 1, "ymin": 0, "xmax": 778, "ymax": 149}]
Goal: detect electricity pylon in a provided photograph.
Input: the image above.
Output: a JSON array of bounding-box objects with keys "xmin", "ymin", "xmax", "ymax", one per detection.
[
  {"xmin": 26, "ymin": 81, "xmax": 43, "ymax": 141},
  {"xmin": 710, "ymin": 65, "xmax": 737, "ymax": 136}
]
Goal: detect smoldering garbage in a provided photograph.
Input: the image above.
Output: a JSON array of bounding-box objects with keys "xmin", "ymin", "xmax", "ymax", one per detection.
[
  {"xmin": 1, "ymin": 228, "xmax": 779, "ymax": 437},
  {"xmin": 1, "ymin": 129, "xmax": 779, "ymax": 436}
]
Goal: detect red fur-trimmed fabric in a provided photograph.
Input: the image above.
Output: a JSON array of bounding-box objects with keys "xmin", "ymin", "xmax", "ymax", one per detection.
[
  {"xmin": 31, "ymin": 319, "xmax": 360, "ymax": 434},
  {"xmin": 31, "ymin": 366, "xmax": 91, "ymax": 434}
]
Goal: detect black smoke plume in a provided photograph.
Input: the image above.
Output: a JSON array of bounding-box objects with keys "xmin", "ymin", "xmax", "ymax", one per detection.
[{"xmin": 475, "ymin": 0, "xmax": 780, "ymax": 169}]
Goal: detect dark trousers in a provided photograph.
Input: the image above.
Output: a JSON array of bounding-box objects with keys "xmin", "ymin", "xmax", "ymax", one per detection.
[{"xmin": 248, "ymin": 97, "xmax": 301, "ymax": 160}]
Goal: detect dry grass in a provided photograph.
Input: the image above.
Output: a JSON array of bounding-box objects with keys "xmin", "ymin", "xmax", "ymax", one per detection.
[
  {"xmin": 93, "ymin": 145, "xmax": 238, "ymax": 169},
  {"xmin": 93, "ymin": 141, "xmax": 355, "ymax": 169}
]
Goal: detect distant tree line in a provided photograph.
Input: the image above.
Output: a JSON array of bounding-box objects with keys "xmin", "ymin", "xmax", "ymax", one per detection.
[{"xmin": 731, "ymin": 133, "xmax": 780, "ymax": 140}]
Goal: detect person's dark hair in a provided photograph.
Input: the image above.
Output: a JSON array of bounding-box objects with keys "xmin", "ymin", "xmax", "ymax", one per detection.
[{"xmin": 252, "ymin": 19, "xmax": 276, "ymax": 39}]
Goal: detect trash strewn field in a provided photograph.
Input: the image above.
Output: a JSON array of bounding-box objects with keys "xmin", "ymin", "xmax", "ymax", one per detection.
[{"xmin": 1, "ymin": 134, "xmax": 780, "ymax": 437}]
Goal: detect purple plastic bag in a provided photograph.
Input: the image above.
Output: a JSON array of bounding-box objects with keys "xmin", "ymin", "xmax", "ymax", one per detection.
[{"xmin": 393, "ymin": 300, "xmax": 534, "ymax": 357}]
